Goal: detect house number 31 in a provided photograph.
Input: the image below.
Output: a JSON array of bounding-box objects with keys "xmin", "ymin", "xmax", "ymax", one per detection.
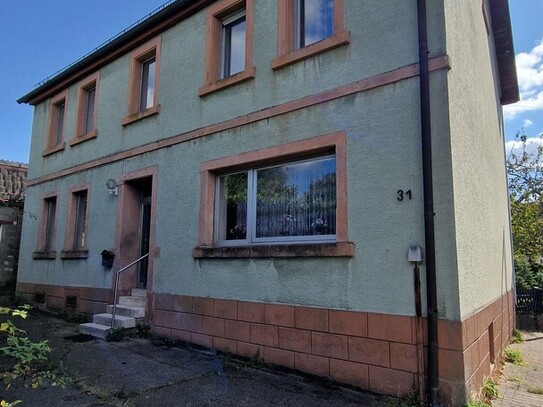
[{"xmin": 397, "ymin": 189, "xmax": 412, "ymax": 201}]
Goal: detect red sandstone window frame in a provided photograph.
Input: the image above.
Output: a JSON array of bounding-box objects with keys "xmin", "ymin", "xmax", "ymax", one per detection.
[
  {"xmin": 272, "ymin": 0, "xmax": 350, "ymax": 70},
  {"xmin": 122, "ymin": 37, "xmax": 161, "ymax": 126},
  {"xmin": 194, "ymin": 131, "xmax": 353, "ymax": 258},
  {"xmin": 34, "ymin": 192, "xmax": 59, "ymax": 259},
  {"xmin": 43, "ymin": 91, "xmax": 68, "ymax": 157},
  {"xmin": 198, "ymin": 0, "xmax": 255, "ymax": 97},
  {"xmin": 61, "ymin": 185, "xmax": 90, "ymax": 259},
  {"xmin": 71, "ymin": 73, "xmax": 99, "ymax": 146}
]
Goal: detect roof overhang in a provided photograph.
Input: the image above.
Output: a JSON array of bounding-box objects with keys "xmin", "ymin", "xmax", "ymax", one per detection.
[
  {"xmin": 489, "ymin": 0, "xmax": 519, "ymax": 105},
  {"xmin": 19, "ymin": 0, "xmax": 521, "ymax": 106}
]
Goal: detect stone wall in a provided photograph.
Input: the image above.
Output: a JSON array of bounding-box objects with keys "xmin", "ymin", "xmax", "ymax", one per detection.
[{"xmin": 0, "ymin": 160, "xmax": 27, "ymax": 286}]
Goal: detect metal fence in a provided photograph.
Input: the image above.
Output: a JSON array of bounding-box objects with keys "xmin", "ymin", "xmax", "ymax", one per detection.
[{"xmin": 516, "ymin": 288, "xmax": 543, "ymax": 315}]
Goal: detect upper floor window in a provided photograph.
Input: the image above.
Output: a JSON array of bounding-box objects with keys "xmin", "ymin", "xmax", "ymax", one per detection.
[
  {"xmin": 44, "ymin": 90, "xmax": 68, "ymax": 156},
  {"xmin": 199, "ymin": 0, "xmax": 255, "ymax": 96},
  {"xmin": 72, "ymin": 72, "xmax": 99, "ymax": 146},
  {"xmin": 122, "ymin": 37, "xmax": 161, "ymax": 126},
  {"xmin": 272, "ymin": 0, "xmax": 349, "ymax": 70},
  {"xmin": 140, "ymin": 56, "xmax": 156, "ymax": 111},
  {"xmin": 295, "ymin": 0, "xmax": 334, "ymax": 48},
  {"xmin": 83, "ymin": 85, "xmax": 96, "ymax": 134},
  {"xmin": 221, "ymin": 10, "xmax": 246, "ymax": 78},
  {"xmin": 53, "ymin": 101, "xmax": 66, "ymax": 145}
]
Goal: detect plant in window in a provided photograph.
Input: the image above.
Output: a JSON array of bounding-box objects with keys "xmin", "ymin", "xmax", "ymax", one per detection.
[{"xmin": 311, "ymin": 217, "xmax": 327, "ymax": 234}]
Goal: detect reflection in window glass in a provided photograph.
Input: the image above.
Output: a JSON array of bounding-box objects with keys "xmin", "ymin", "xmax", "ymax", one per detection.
[
  {"xmin": 296, "ymin": 0, "xmax": 334, "ymax": 48},
  {"xmin": 256, "ymin": 157, "xmax": 336, "ymax": 238},
  {"xmin": 84, "ymin": 86, "xmax": 96, "ymax": 134},
  {"xmin": 215, "ymin": 156, "xmax": 336, "ymax": 244},
  {"xmin": 218, "ymin": 172, "xmax": 248, "ymax": 241},
  {"xmin": 73, "ymin": 191, "xmax": 88, "ymax": 249},
  {"xmin": 44, "ymin": 197, "xmax": 57, "ymax": 250},
  {"xmin": 54, "ymin": 102, "xmax": 65, "ymax": 145},
  {"xmin": 140, "ymin": 57, "xmax": 156, "ymax": 111},
  {"xmin": 222, "ymin": 11, "xmax": 246, "ymax": 78}
]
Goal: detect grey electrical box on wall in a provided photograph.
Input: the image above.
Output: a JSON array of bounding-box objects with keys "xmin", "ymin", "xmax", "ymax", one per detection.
[{"xmin": 408, "ymin": 246, "xmax": 422, "ymax": 262}]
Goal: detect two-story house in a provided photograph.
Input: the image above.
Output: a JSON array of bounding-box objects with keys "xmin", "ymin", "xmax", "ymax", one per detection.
[{"xmin": 17, "ymin": 1, "xmax": 518, "ymax": 405}]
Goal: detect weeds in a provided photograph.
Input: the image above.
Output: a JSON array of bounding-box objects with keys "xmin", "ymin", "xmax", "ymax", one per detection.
[
  {"xmin": 58, "ymin": 311, "xmax": 88, "ymax": 323},
  {"xmin": 482, "ymin": 379, "xmax": 499, "ymax": 402},
  {"xmin": 136, "ymin": 323, "xmax": 151, "ymax": 338},
  {"xmin": 464, "ymin": 401, "xmax": 489, "ymax": 407},
  {"xmin": 106, "ymin": 327, "xmax": 126, "ymax": 342},
  {"xmin": 511, "ymin": 329, "xmax": 524, "ymax": 344},
  {"xmin": 527, "ymin": 387, "xmax": 543, "ymax": 395},
  {"xmin": 504, "ymin": 348, "xmax": 524, "ymax": 365},
  {"xmin": 0, "ymin": 400, "xmax": 22, "ymax": 407},
  {"xmin": 0, "ymin": 304, "xmax": 70, "ymax": 389},
  {"xmin": 384, "ymin": 392, "xmax": 425, "ymax": 407}
]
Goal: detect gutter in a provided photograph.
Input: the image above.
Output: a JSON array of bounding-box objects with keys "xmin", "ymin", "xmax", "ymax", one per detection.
[{"xmin": 416, "ymin": 0, "xmax": 439, "ymax": 405}]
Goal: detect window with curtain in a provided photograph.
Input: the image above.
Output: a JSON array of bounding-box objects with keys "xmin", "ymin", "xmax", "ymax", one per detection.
[{"xmin": 216, "ymin": 155, "xmax": 336, "ymax": 244}]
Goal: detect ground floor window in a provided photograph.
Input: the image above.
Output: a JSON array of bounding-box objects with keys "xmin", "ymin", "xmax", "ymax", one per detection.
[{"xmin": 216, "ymin": 155, "xmax": 336, "ymax": 245}]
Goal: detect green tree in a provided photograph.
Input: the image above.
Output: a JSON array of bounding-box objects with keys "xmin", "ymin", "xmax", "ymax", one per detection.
[{"xmin": 507, "ymin": 130, "xmax": 543, "ymax": 288}]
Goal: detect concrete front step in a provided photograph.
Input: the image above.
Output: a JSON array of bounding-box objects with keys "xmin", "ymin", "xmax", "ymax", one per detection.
[
  {"xmin": 131, "ymin": 288, "xmax": 147, "ymax": 298},
  {"xmin": 93, "ymin": 313, "xmax": 136, "ymax": 328},
  {"xmin": 118, "ymin": 295, "xmax": 147, "ymax": 307},
  {"xmin": 79, "ymin": 322, "xmax": 112, "ymax": 339},
  {"xmin": 106, "ymin": 304, "xmax": 145, "ymax": 318}
]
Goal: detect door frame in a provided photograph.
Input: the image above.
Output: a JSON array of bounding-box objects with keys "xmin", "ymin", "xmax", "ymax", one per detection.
[{"xmin": 113, "ymin": 166, "xmax": 158, "ymax": 295}]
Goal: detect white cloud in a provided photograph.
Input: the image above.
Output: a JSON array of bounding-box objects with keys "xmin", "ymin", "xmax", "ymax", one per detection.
[
  {"xmin": 505, "ymin": 136, "xmax": 543, "ymax": 160},
  {"xmin": 523, "ymin": 119, "xmax": 534, "ymax": 128},
  {"xmin": 504, "ymin": 38, "xmax": 543, "ymax": 120}
]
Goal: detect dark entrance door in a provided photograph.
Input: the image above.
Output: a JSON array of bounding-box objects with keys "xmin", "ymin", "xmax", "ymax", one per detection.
[{"xmin": 138, "ymin": 195, "xmax": 151, "ymax": 288}]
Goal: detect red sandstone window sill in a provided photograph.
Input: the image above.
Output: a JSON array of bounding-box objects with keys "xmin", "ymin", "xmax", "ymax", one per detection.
[
  {"xmin": 193, "ymin": 242, "xmax": 354, "ymax": 258},
  {"xmin": 69, "ymin": 130, "xmax": 98, "ymax": 147},
  {"xmin": 33, "ymin": 250, "xmax": 56, "ymax": 260},
  {"xmin": 60, "ymin": 250, "xmax": 89, "ymax": 259},
  {"xmin": 121, "ymin": 104, "xmax": 160, "ymax": 126},
  {"xmin": 198, "ymin": 67, "xmax": 256, "ymax": 97},
  {"xmin": 272, "ymin": 31, "xmax": 351, "ymax": 70},
  {"xmin": 42, "ymin": 142, "xmax": 66, "ymax": 157}
]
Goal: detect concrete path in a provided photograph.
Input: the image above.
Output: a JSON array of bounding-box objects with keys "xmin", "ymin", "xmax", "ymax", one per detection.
[
  {"xmin": 493, "ymin": 331, "xmax": 543, "ymax": 407},
  {"xmin": 1, "ymin": 308, "xmax": 392, "ymax": 407}
]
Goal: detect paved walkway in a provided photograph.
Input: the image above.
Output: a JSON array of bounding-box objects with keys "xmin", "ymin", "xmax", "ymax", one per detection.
[
  {"xmin": 0, "ymin": 306, "xmax": 392, "ymax": 407},
  {"xmin": 493, "ymin": 330, "xmax": 543, "ymax": 407}
]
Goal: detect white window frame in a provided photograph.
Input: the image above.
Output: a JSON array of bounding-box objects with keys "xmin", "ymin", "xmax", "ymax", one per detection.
[{"xmin": 214, "ymin": 155, "xmax": 337, "ymax": 247}]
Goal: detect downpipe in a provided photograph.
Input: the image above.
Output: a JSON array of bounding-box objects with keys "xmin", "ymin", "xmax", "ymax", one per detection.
[{"xmin": 416, "ymin": 0, "xmax": 440, "ymax": 405}]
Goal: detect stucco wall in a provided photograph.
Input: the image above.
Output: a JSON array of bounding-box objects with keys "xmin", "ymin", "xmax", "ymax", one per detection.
[
  {"xmin": 18, "ymin": 0, "xmax": 466, "ymax": 319},
  {"xmin": 442, "ymin": 0, "xmax": 514, "ymax": 320}
]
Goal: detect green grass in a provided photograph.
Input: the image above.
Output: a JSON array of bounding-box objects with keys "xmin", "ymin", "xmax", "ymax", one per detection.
[{"xmin": 504, "ymin": 348, "xmax": 524, "ymax": 365}]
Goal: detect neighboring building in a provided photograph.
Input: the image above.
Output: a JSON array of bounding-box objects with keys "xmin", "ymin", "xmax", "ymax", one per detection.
[
  {"xmin": 16, "ymin": 1, "xmax": 518, "ymax": 405},
  {"xmin": 0, "ymin": 160, "xmax": 27, "ymax": 286}
]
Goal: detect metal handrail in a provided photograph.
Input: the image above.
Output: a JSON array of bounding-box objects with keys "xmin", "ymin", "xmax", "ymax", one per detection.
[{"xmin": 111, "ymin": 253, "xmax": 149, "ymax": 328}]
